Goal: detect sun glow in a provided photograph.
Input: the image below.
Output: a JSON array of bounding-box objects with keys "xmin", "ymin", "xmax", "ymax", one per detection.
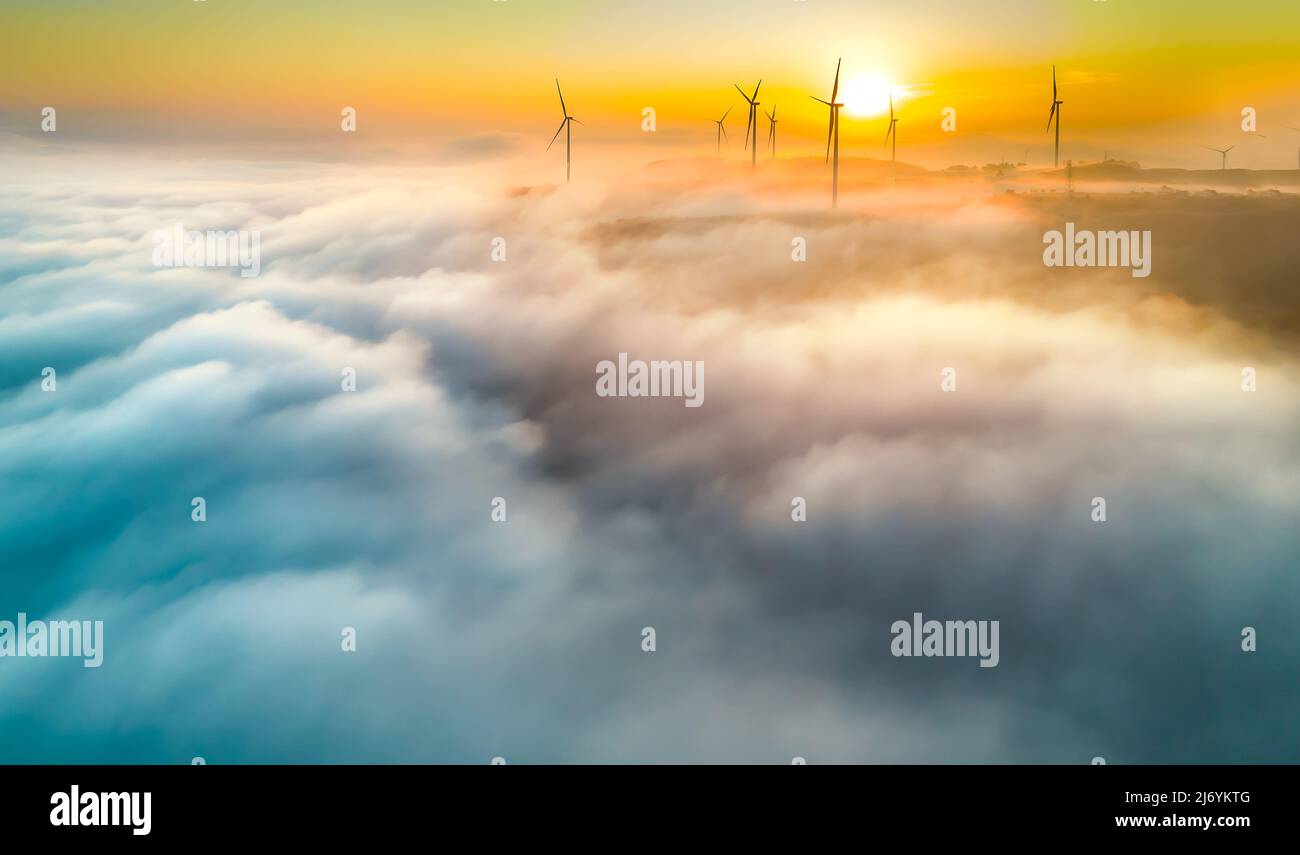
[{"xmin": 841, "ymin": 74, "xmax": 897, "ymax": 118}]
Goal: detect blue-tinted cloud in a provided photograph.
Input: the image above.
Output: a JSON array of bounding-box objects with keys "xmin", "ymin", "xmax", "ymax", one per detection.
[{"xmin": 1, "ymin": 144, "xmax": 1297, "ymax": 762}]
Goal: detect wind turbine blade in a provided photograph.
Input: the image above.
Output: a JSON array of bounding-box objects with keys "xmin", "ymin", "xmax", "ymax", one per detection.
[
  {"xmin": 1225, "ymin": 145, "xmax": 1235, "ymax": 152},
  {"xmin": 734, "ymin": 84, "xmax": 751, "ymax": 102},
  {"xmin": 811, "ymin": 96, "xmax": 831, "ymax": 106},
  {"xmin": 825, "ymin": 113, "xmax": 834, "ymax": 162},
  {"xmin": 721, "ymin": 105, "xmax": 734, "ymax": 121},
  {"xmin": 752, "ymin": 80, "xmax": 763, "ymax": 101},
  {"xmin": 885, "ymin": 124, "xmax": 892, "ymax": 143},
  {"xmin": 1046, "ymin": 102, "xmax": 1057, "ymax": 132},
  {"xmin": 721, "ymin": 125, "xmax": 727, "ymax": 140},
  {"xmin": 744, "ymin": 110, "xmax": 751, "ymax": 148},
  {"xmin": 832, "ymin": 58, "xmax": 841, "ymax": 102},
  {"xmin": 546, "ymin": 119, "xmax": 566, "ymax": 151},
  {"xmin": 555, "ymin": 79, "xmax": 567, "ymax": 117},
  {"xmin": 889, "ymin": 95, "xmax": 894, "ymax": 121},
  {"xmin": 571, "ymin": 118, "xmax": 583, "ymax": 125},
  {"xmin": 1052, "ymin": 65, "xmax": 1057, "ymax": 100}
]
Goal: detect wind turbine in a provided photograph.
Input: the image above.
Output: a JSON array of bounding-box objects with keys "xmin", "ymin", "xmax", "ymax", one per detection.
[
  {"xmin": 1285, "ymin": 127, "xmax": 1300, "ymax": 169},
  {"xmin": 765, "ymin": 105, "xmax": 778, "ymax": 159},
  {"xmin": 734, "ymin": 80, "xmax": 763, "ymax": 168},
  {"xmin": 884, "ymin": 95, "xmax": 899, "ymax": 162},
  {"xmin": 547, "ymin": 79, "xmax": 581, "ymax": 182},
  {"xmin": 1046, "ymin": 65, "xmax": 1063, "ymax": 168},
  {"xmin": 1205, "ymin": 145, "xmax": 1234, "ymax": 170},
  {"xmin": 713, "ymin": 105, "xmax": 733, "ymax": 157},
  {"xmin": 811, "ymin": 58, "xmax": 844, "ymax": 207}
]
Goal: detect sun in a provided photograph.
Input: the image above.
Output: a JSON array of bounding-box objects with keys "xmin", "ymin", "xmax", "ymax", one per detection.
[{"xmin": 840, "ymin": 74, "xmax": 896, "ymax": 118}]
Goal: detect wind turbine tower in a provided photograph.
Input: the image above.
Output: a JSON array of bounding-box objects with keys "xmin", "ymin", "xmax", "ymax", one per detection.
[
  {"xmin": 1046, "ymin": 66, "xmax": 1063, "ymax": 168},
  {"xmin": 766, "ymin": 105, "xmax": 778, "ymax": 159},
  {"xmin": 735, "ymin": 80, "xmax": 763, "ymax": 168},
  {"xmin": 811, "ymin": 58, "xmax": 845, "ymax": 207},
  {"xmin": 547, "ymin": 80, "xmax": 580, "ymax": 182},
  {"xmin": 713, "ymin": 105, "xmax": 733, "ymax": 157},
  {"xmin": 1205, "ymin": 145, "xmax": 1234, "ymax": 170},
  {"xmin": 884, "ymin": 95, "xmax": 899, "ymax": 162}
]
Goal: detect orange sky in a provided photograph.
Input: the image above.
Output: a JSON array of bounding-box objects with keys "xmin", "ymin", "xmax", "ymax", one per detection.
[{"xmin": 3, "ymin": 0, "xmax": 1299, "ymax": 167}]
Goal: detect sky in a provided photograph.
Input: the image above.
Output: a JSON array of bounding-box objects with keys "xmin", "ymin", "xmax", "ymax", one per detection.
[{"xmin": 3, "ymin": 0, "xmax": 1300, "ymax": 167}]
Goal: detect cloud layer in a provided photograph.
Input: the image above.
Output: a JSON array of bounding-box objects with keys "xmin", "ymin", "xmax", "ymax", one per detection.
[{"xmin": 1, "ymin": 146, "xmax": 1297, "ymax": 762}]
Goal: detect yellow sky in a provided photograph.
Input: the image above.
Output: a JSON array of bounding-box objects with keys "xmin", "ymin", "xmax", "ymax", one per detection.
[{"xmin": 2, "ymin": 0, "xmax": 1298, "ymax": 164}]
